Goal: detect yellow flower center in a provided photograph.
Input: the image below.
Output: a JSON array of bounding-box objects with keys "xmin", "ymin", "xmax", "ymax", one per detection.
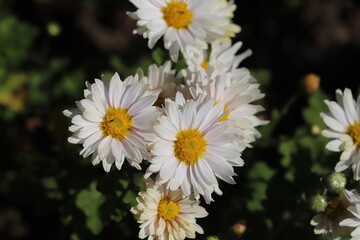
[
  {"xmin": 347, "ymin": 122, "xmax": 360, "ymax": 149},
  {"xmin": 174, "ymin": 128, "xmax": 207, "ymax": 166},
  {"xmin": 215, "ymin": 100, "xmax": 230, "ymax": 122},
  {"xmin": 162, "ymin": 1, "xmax": 193, "ymax": 29},
  {"xmin": 157, "ymin": 197, "xmax": 180, "ymax": 221},
  {"xmin": 325, "ymin": 197, "xmax": 347, "ymax": 219},
  {"xmin": 201, "ymin": 60, "xmax": 209, "ymax": 70},
  {"xmin": 100, "ymin": 107, "xmax": 132, "ymax": 141}
]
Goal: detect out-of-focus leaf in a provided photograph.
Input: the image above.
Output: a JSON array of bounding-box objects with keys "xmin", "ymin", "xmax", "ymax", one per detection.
[
  {"xmin": 55, "ymin": 70, "xmax": 85, "ymax": 98},
  {"xmin": 123, "ymin": 189, "xmax": 137, "ymax": 206},
  {"xmin": 43, "ymin": 177, "xmax": 63, "ymax": 200},
  {"xmin": 0, "ymin": 73, "xmax": 27, "ymax": 111},
  {"xmin": 279, "ymin": 139, "xmax": 297, "ymax": 168},
  {"xmin": 29, "ymin": 72, "xmax": 48, "ymax": 104},
  {"xmin": 50, "ymin": 58, "xmax": 70, "ymax": 73},
  {"xmin": 248, "ymin": 161, "xmax": 276, "ymax": 181},
  {"xmin": 0, "ymin": 17, "xmax": 38, "ymax": 68},
  {"xmin": 152, "ymin": 47, "xmax": 165, "ymax": 66},
  {"xmin": 246, "ymin": 182, "xmax": 267, "ymax": 211},
  {"xmin": 75, "ymin": 181, "xmax": 105, "ymax": 235},
  {"xmin": 251, "ymin": 68, "xmax": 271, "ymax": 89},
  {"xmin": 259, "ymin": 109, "xmax": 280, "ymax": 144},
  {"xmin": 302, "ymin": 89, "xmax": 328, "ymax": 127}
]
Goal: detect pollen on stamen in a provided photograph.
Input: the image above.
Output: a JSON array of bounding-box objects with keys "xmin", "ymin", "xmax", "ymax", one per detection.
[
  {"xmin": 174, "ymin": 128, "xmax": 207, "ymax": 166},
  {"xmin": 201, "ymin": 60, "xmax": 209, "ymax": 70},
  {"xmin": 162, "ymin": 1, "xmax": 193, "ymax": 29},
  {"xmin": 347, "ymin": 122, "xmax": 360, "ymax": 149},
  {"xmin": 157, "ymin": 197, "xmax": 180, "ymax": 221},
  {"xmin": 100, "ymin": 107, "xmax": 133, "ymax": 141}
]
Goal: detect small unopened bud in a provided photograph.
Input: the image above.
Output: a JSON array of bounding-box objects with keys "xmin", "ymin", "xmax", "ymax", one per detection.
[
  {"xmin": 47, "ymin": 21, "xmax": 61, "ymax": 37},
  {"xmin": 206, "ymin": 236, "xmax": 220, "ymax": 240},
  {"xmin": 311, "ymin": 124, "xmax": 321, "ymax": 136},
  {"xmin": 231, "ymin": 220, "xmax": 246, "ymax": 237},
  {"xmin": 326, "ymin": 172, "xmax": 346, "ymax": 194},
  {"xmin": 311, "ymin": 194, "xmax": 327, "ymax": 212},
  {"xmin": 303, "ymin": 73, "xmax": 320, "ymax": 93}
]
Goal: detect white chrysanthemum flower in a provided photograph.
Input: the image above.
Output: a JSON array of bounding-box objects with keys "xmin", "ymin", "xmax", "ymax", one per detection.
[
  {"xmin": 311, "ymin": 190, "xmax": 356, "ymax": 240},
  {"xmin": 138, "ymin": 61, "xmax": 178, "ymax": 106},
  {"xmin": 127, "ymin": 0, "xmax": 237, "ymax": 62},
  {"xmin": 131, "ymin": 179, "xmax": 208, "ymax": 240},
  {"xmin": 146, "ymin": 92, "xmax": 244, "ymax": 204},
  {"xmin": 63, "ymin": 73, "xmax": 161, "ymax": 172},
  {"xmin": 215, "ymin": 0, "xmax": 241, "ymax": 42},
  {"xmin": 185, "ymin": 70, "xmax": 267, "ymax": 148},
  {"xmin": 182, "ymin": 40, "xmax": 253, "ymax": 85},
  {"xmin": 321, "ymin": 88, "xmax": 360, "ymax": 180},
  {"xmin": 340, "ymin": 191, "xmax": 360, "ymax": 240}
]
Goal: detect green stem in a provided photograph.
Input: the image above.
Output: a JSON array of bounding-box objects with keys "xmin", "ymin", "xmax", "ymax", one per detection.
[{"xmin": 264, "ymin": 92, "xmax": 301, "ymax": 142}]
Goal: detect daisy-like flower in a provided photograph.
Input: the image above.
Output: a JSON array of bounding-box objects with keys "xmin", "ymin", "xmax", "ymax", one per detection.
[
  {"xmin": 137, "ymin": 61, "xmax": 178, "ymax": 106},
  {"xmin": 63, "ymin": 73, "xmax": 161, "ymax": 172},
  {"xmin": 184, "ymin": 70, "xmax": 267, "ymax": 148},
  {"xmin": 321, "ymin": 88, "xmax": 360, "ymax": 180},
  {"xmin": 181, "ymin": 40, "xmax": 253, "ymax": 85},
  {"xmin": 146, "ymin": 92, "xmax": 244, "ymax": 204},
  {"xmin": 131, "ymin": 179, "xmax": 208, "ymax": 240},
  {"xmin": 340, "ymin": 191, "xmax": 360, "ymax": 240},
  {"xmin": 311, "ymin": 190, "xmax": 357, "ymax": 239},
  {"xmin": 127, "ymin": 0, "xmax": 237, "ymax": 62},
  {"xmin": 214, "ymin": 0, "xmax": 241, "ymax": 42}
]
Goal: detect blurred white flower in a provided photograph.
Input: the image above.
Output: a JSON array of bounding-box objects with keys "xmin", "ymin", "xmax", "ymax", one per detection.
[
  {"xmin": 215, "ymin": 0, "xmax": 241, "ymax": 42},
  {"xmin": 63, "ymin": 73, "xmax": 161, "ymax": 172},
  {"xmin": 321, "ymin": 88, "xmax": 360, "ymax": 180}
]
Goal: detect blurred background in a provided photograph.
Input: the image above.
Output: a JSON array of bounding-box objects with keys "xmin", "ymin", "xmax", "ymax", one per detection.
[{"xmin": 1, "ymin": 0, "xmax": 360, "ymax": 239}]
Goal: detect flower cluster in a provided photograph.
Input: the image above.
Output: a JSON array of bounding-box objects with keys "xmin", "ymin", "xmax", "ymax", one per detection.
[
  {"xmin": 64, "ymin": 0, "xmax": 267, "ymax": 239},
  {"xmin": 310, "ymin": 88, "xmax": 360, "ymax": 239}
]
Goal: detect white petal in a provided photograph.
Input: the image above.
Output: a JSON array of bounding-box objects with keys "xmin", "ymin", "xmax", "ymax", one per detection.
[
  {"xmin": 321, "ymin": 113, "xmax": 346, "ymax": 132},
  {"xmin": 325, "ymin": 139, "xmax": 343, "ymax": 152},
  {"xmin": 98, "ymin": 136, "xmax": 112, "ymax": 160}
]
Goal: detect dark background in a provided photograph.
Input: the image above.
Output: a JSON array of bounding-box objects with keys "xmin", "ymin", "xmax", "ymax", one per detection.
[{"xmin": 0, "ymin": 0, "xmax": 359, "ymax": 239}]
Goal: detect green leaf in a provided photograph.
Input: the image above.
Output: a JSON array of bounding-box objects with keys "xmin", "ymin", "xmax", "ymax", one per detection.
[
  {"xmin": 246, "ymin": 182, "xmax": 267, "ymax": 211},
  {"xmin": 278, "ymin": 139, "xmax": 297, "ymax": 168},
  {"xmin": 75, "ymin": 181, "xmax": 105, "ymax": 235},
  {"xmin": 248, "ymin": 161, "xmax": 276, "ymax": 181},
  {"xmin": 151, "ymin": 48, "xmax": 165, "ymax": 65},
  {"xmin": 0, "ymin": 16, "xmax": 38, "ymax": 68},
  {"xmin": 302, "ymin": 89, "xmax": 328, "ymax": 127},
  {"xmin": 123, "ymin": 190, "xmax": 137, "ymax": 206},
  {"xmin": 251, "ymin": 68, "xmax": 271, "ymax": 89},
  {"xmin": 0, "ymin": 73, "xmax": 27, "ymax": 111}
]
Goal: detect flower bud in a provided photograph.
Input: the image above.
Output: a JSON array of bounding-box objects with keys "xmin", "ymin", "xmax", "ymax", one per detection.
[
  {"xmin": 231, "ymin": 220, "xmax": 246, "ymax": 237},
  {"xmin": 310, "ymin": 194, "xmax": 327, "ymax": 212},
  {"xmin": 47, "ymin": 21, "xmax": 61, "ymax": 37},
  {"xmin": 302, "ymin": 73, "xmax": 320, "ymax": 93},
  {"xmin": 311, "ymin": 124, "xmax": 321, "ymax": 136},
  {"xmin": 326, "ymin": 172, "xmax": 346, "ymax": 194}
]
